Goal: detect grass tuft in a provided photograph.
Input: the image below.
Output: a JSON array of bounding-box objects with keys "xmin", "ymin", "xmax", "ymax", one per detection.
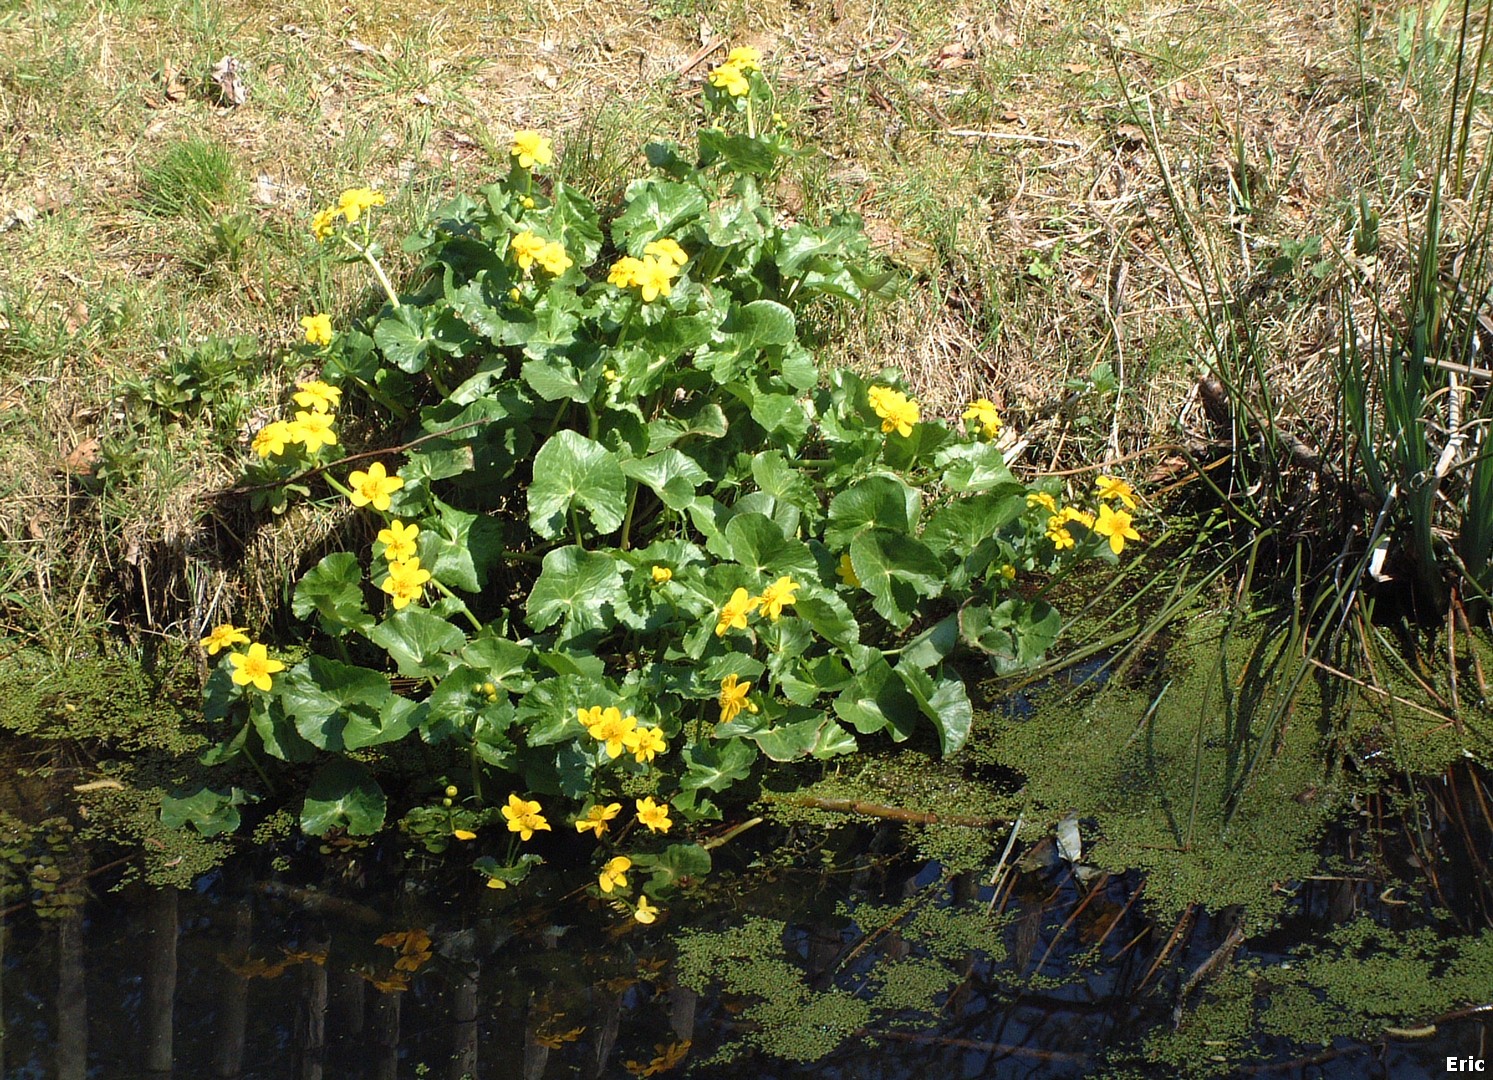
[{"xmin": 138, "ymin": 137, "xmax": 243, "ymax": 218}]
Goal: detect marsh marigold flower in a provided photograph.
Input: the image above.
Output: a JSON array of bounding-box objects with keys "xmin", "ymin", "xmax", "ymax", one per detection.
[
  {"xmin": 962, "ymin": 398, "xmax": 1003, "ymax": 439},
  {"xmin": 1093, "ymin": 503, "xmax": 1141, "ymax": 555},
  {"xmin": 580, "ymin": 705, "xmax": 637, "ymax": 759},
  {"xmin": 301, "ymin": 314, "xmax": 333, "ymax": 347},
  {"xmin": 1060, "ymin": 506, "xmax": 1094, "ymax": 529},
  {"xmin": 576, "ymin": 802, "xmax": 622, "ymax": 839},
  {"xmin": 727, "ymin": 46, "xmax": 762, "ymax": 71},
  {"xmin": 452, "ymin": 828, "xmax": 477, "ymax": 841},
  {"xmin": 381, "ymin": 557, "xmax": 431, "ymax": 610},
  {"xmin": 347, "ymin": 461, "xmax": 404, "ymax": 511},
  {"xmin": 200, "ymin": 624, "xmax": 249, "ymax": 655},
  {"xmin": 837, "ymin": 553, "xmax": 861, "ymax": 588},
  {"xmin": 288, "ymin": 410, "xmax": 337, "ymax": 454},
  {"xmin": 708, "ymin": 62, "xmax": 750, "ymax": 97},
  {"xmin": 535, "ymin": 240, "xmax": 572, "ymax": 276},
  {"xmin": 715, "ymin": 587, "xmax": 760, "ymax": 636},
  {"xmin": 632, "ymin": 255, "xmax": 678, "ymax": 303},
  {"xmin": 1026, "ymin": 491, "xmax": 1058, "ymax": 515},
  {"xmin": 376, "ymin": 520, "xmax": 419, "ymax": 562},
  {"xmin": 510, "ymin": 230, "xmax": 547, "ymax": 272},
  {"xmin": 633, "ymin": 896, "xmax": 659, "ymax": 924},
  {"xmin": 337, "ymin": 187, "xmax": 385, "ymax": 224},
  {"xmin": 1095, "ymin": 475, "xmax": 1138, "ymax": 510},
  {"xmin": 624, "ymin": 725, "xmax": 667, "ymax": 764},
  {"xmin": 598, "ymin": 855, "xmax": 631, "ymax": 893},
  {"xmin": 867, "ymin": 385, "xmax": 920, "ymax": 437},
  {"xmin": 756, "ymin": 576, "xmax": 799, "ymax": 621},
  {"xmin": 510, "ymin": 130, "xmax": 553, "ymax": 170},
  {"xmin": 228, "ymin": 642, "xmax": 285, "ymax": 692},
  {"xmin": 293, "ymin": 379, "xmax": 342, "ymax": 413},
  {"xmin": 1045, "ymin": 517, "xmax": 1075, "ymax": 551},
  {"xmin": 608, "ymin": 256, "xmax": 643, "ymax": 288},
  {"xmin": 311, "ymin": 206, "xmax": 341, "ymax": 240},
  {"xmin": 252, "ymin": 420, "xmax": 293, "ymax": 459},
  {"xmin": 718, "ymin": 673, "xmax": 757, "ymax": 724},
  {"xmin": 643, "ymin": 238, "xmax": 688, "ymax": 267},
  {"xmin": 635, "ymin": 797, "xmax": 672, "ymax": 834},
  {"xmin": 650, "ymin": 565, "xmax": 672, "ymax": 584},
  {"xmin": 501, "ymin": 793, "xmax": 551, "ymax": 841}
]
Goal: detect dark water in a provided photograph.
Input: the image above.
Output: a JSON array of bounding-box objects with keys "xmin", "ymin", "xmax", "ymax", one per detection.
[{"xmin": 2, "ymin": 814, "xmax": 1488, "ymax": 1080}]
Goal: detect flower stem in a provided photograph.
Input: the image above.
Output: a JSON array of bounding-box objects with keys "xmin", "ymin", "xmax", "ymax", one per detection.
[
  {"xmin": 353, "ymin": 374, "xmax": 409, "ymax": 419},
  {"xmin": 620, "ymin": 481, "xmax": 639, "ymax": 551},
  {"xmin": 432, "ymin": 579, "xmax": 483, "ymax": 632},
  {"xmin": 341, "ymin": 235, "xmax": 401, "ymax": 311}
]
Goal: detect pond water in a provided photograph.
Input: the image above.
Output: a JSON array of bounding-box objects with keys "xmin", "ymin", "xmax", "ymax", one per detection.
[{"xmin": 3, "ymin": 798, "xmax": 1488, "ymax": 1080}]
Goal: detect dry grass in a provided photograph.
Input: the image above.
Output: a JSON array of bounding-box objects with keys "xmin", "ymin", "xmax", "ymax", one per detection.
[{"xmin": 0, "ymin": 0, "xmax": 1476, "ymax": 649}]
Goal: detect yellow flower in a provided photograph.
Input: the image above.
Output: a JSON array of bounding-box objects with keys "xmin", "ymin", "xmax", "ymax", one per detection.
[
  {"xmin": 376, "ymin": 520, "xmax": 419, "ymax": 562},
  {"xmin": 521, "ymin": 196, "xmax": 536, "ymax": 209},
  {"xmin": 1095, "ymin": 474, "xmax": 1138, "ymax": 510},
  {"xmin": 632, "ymin": 255, "xmax": 678, "ymax": 303},
  {"xmin": 608, "ymin": 256, "xmax": 643, "ymax": 288},
  {"xmin": 1026, "ymin": 491, "xmax": 1059, "ymax": 515},
  {"xmin": 510, "ymin": 230, "xmax": 547, "ymax": 272},
  {"xmin": 727, "ymin": 46, "xmax": 762, "ymax": 71},
  {"xmin": 291, "ymin": 380, "xmax": 341, "ymax": 415},
  {"xmin": 962, "ymin": 397, "xmax": 1003, "ymax": 438},
  {"xmin": 293, "ymin": 379, "xmax": 342, "ymax": 413},
  {"xmin": 867, "ymin": 385, "xmax": 920, "ymax": 437},
  {"xmin": 381, "ymin": 557, "xmax": 431, "ymax": 610},
  {"xmin": 337, "ymin": 187, "xmax": 385, "ymax": 225},
  {"xmin": 444, "ymin": 785, "xmax": 459, "ymax": 798},
  {"xmin": 485, "ymin": 877, "xmax": 507, "ymax": 890},
  {"xmin": 1060, "ymin": 506, "xmax": 1094, "ymax": 529},
  {"xmin": 300, "ymin": 313, "xmax": 333, "ymax": 347},
  {"xmin": 635, "ymin": 797, "xmax": 672, "ymax": 834},
  {"xmin": 452, "ymin": 829, "xmax": 477, "ymax": 841},
  {"xmin": 228, "ymin": 643, "xmax": 285, "ymax": 692},
  {"xmin": 1000, "ymin": 563, "xmax": 1017, "ymax": 580},
  {"xmin": 837, "ymin": 553, "xmax": 861, "ymax": 588},
  {"xmin": 1093, "ymin": 503, "xmax": 1142, "ymax": 555},
  {"xmin": 718, "ymin": 673, "xmax": 757, "ymax": 724},
  {"xmin": 598, "ymin": 855, "xmax": 631, "ymax": 894},
  {"xmin": 708, "ymin": 62, "xmax": 750, "ymax": 97},
  {"xmin": 1045, "ymin": 517, "xmax": 1075, "ymax": 551},
  {"xmin": 580, "ymin": 705, "xmax": 637, "ymax": 759},
  {"xmin": 200, "ymin": 624, "xmax": 250, "ymax": 655},
  {"xmin": 535, "ymin": 240, "xmax": 572, "ymax": 276},
  {"xmin": 288, "ymin": 410, "xmax": 338, "ymax": 454},
  {"xmin": 252, "ymin": 420, "xmax": 294, "ymax": 459},
  {"xmin": 642, "ymin": 238, "xmax": 688, "ymax": 267},
  {"xmin": 633, "ymin": 896, "xmax": 659, "ymax": 924},
  {"xmin": 756, "ymin": 575, "xmax": 799, "ymax": 621},
  {"xmin": 501, "ymin": 793, "xmax": 551, "ymax": 841},
  {"xmin": 714, "ymin": 587, "xmax": 761, "ymax": 636},
  {"xmin": 623, "ymin": 725, "xmax": 667, "ymax": 764},
  {"xmin": 347, "ymin": 461, "xmax": 405, "ymax": 511},
  {"xmin": 650, "ymin": 565, "xmax": 672, "ymax": 584},
  {"xmin": 510, "ymin": 130, "xmax": 554, "ymax": 170},
  {"xmin": 311, "ymin": 205, "xmax": 342, "ymax": 240},
  {"xmin": 575, "ymin": 802, "xmax": 622, "ymax": 839}
]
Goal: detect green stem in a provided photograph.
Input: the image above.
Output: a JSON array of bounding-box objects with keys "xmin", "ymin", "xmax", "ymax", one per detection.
[
  {"xmin": 341, "ymin": 235, "xmax": 400, "ymax": 311},
  {"xmin": 615, "ymin": 296, "xmax": 639, "ymax": 348},
  {"xmin": 620, "ymin": 481, "xmax": 640, "ymax": 551},
  {"xmin": 323, "ymin": 473, "xmax": 355, "ymax": 501},
  {"xmin": 431, "ymin": 579, "xmax": 483, "ymax": 632},
  {"xmin": 428, "ymin": 361, "xmax": 452, "ymax": 399},
  {"xmin": 571, "ymin": 508, "xmax": 585, "ymax": 549},
  {"xmin": 352, "ymin": 374, "xmax": 409, "ymax": 419},
  {"xmin": 239, "ymin": 726, "xmax": 276, "ymax": 794}
]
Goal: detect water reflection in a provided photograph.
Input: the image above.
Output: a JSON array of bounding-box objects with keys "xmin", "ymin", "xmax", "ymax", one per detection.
[{"xmin": 0, "ymin": 810, "xmax": 1486, "ymax": 1079}]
